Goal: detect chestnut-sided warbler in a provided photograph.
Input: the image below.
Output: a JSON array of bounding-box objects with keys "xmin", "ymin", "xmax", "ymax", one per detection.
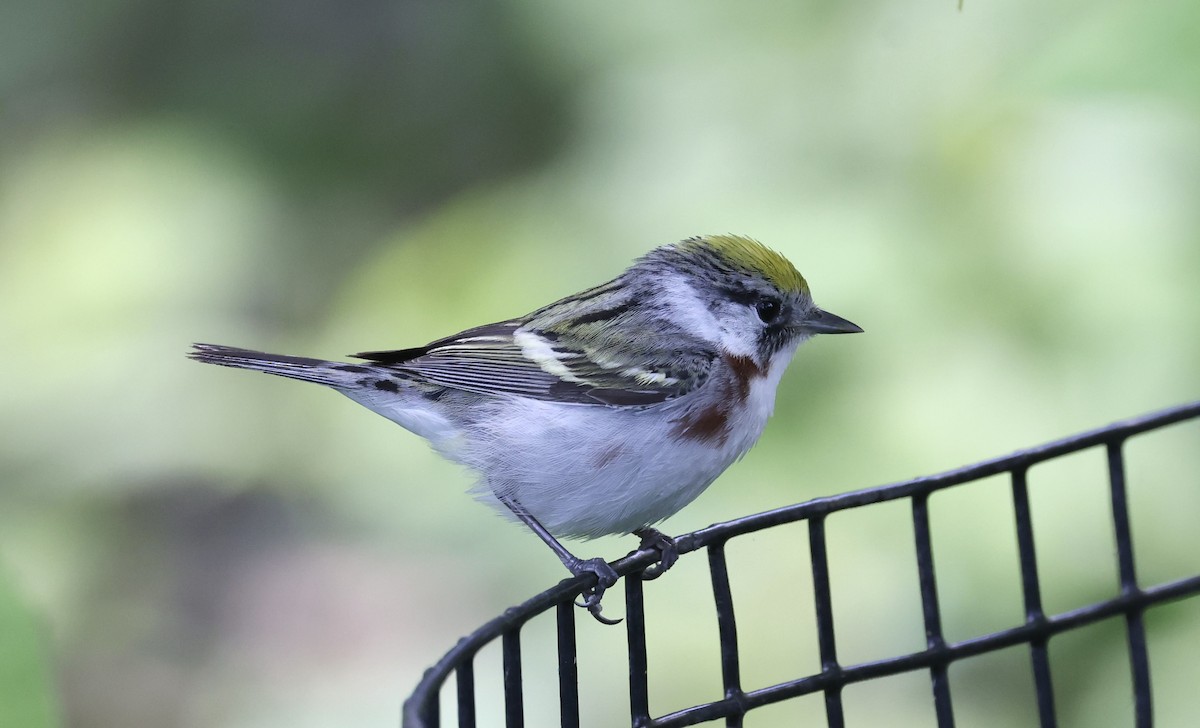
[{"xmin": 190, "ymin": 234, "xmax": 861, "ymax": 622}]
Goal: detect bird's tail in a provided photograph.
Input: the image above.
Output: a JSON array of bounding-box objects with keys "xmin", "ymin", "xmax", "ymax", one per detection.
[{"xmin": 188, "ymin": 343, "xmax": 362, "ymax": 388}]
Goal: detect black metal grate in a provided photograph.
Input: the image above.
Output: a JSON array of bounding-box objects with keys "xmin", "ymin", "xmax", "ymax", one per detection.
[{"xmin": 403, "ymin": 401, "xmax": 1200, "ymax": 727}]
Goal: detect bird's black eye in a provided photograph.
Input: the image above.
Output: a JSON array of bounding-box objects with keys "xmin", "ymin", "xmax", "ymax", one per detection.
[{"xmin": 754, "ymin": 296, "xmax": 782, "ymax": 324}]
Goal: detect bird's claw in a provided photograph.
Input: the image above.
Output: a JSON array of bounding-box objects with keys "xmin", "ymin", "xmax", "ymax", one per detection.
[
  {"xmin": 564, "ymin": 532, "xmax": 678, "ymax": 624},
  {"xmin": 576, "ymin": 589, "xmax": 623, "ymax": 626},
  {"xmin": 569, "ymin": 557, "xmax": 622, "ymax": 625},
  {"xmin": 634, "ymin": 528, "xmax": 679, "ymax": 581}
]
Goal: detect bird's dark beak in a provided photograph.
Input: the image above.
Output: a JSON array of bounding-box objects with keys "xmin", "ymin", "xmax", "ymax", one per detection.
[{"xmin": 800, "ymin": 308, "xmax": 863, "ymax": 335}]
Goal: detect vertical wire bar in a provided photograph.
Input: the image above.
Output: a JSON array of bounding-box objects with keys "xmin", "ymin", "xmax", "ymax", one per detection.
[
  {"xmin": 425, "ymin": 682, "xmax": 440, "ymax": 728},
  {"xmin": 912, "ymin": 493, "xmax": 955, "ymax": 728},
  {"xmin": 502, "ymin": 627, "xmax": 524, "ymax": 728},
  {"xmin": 455, "ymin": 660, "xmax": 475, "ymax": 728},
  {"xmin": 626, "ymin": 572, "xmax": 651, "ymax": 727},
  {"xmin": 808, "ymin": 517, "xmax": 845, "ymax": 728},
  {"xmin": 1010, "ymin": 467, "xmax": 1057, "ymax": 727},
  {"xmin": 1107, "ymin": 440, "xmax": 1153, "ymax": 728},
  {"xmin": 708, "ymin": 542, "xmax": 744, "ymax": 727},
  {"xmin": 556, "ymin": 602, "xmax": 580, "ymax": 728}
]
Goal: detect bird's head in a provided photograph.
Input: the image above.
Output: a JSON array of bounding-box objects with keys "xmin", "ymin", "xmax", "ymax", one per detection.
[{"xmin": 640, "ymin": 234, "xmax": 862, "ymax": 367}]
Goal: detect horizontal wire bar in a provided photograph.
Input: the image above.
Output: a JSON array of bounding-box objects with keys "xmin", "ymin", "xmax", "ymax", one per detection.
[
  {"xmin": 650, "ymin": 573, "xmax": 1200, "ymax": 727},
  {"xmin": 674, "ymin": 402, "xmax": 1200, "ymax": 554}
]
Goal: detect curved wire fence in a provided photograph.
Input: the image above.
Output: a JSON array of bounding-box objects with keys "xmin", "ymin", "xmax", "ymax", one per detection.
[{"xmin": 403, "ymin": 401, "xmax": 1200, "ymax": 727}]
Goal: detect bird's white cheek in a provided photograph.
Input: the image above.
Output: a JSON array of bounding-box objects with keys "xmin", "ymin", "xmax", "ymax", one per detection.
[
  {"xmin": 660, "ymin": 275, "xmax": 723, "ymax": 342},
  {"xmin": 718, "ymin": 325, "xmax": 760, "ymax": 359}
]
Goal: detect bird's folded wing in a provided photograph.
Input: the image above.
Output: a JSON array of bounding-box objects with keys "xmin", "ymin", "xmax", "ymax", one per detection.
[{"xmin": 352, "ymin": 320, "xmax": 714, "ymax": 406}]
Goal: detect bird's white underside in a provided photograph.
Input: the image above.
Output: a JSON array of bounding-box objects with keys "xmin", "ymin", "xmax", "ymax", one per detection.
[{"xmin": 342, "ymin": 340, "xmax": 801, "ymax": 539}]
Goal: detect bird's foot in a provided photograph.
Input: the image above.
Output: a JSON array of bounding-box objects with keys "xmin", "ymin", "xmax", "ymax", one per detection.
[
  {"xmin": 570, "ymin": 557, "xmax": 622, "ymax": 625},
  {"xmin": 634, "ymin": 528, "xmax": 679, "ymax": 581}
]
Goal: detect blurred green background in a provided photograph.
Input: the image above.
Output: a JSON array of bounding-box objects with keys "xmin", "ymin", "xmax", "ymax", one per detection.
[{"xmin": 2, "ymin": 0, "xmax": 1198, "ymax": 726}]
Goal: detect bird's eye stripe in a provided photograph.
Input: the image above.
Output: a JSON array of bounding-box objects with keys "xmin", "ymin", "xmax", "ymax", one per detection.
[{"xmin": 723, "ymin": 288, "xmax": 759, "ymax": 306}]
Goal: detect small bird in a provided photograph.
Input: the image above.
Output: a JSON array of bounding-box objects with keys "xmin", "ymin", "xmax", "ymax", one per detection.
[{"xmin": 189, "ymin": 235, "xmax": 861, "ymax": 622}]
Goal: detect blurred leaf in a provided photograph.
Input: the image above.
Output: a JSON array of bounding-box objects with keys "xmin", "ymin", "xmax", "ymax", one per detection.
[{"xmin": 0, "ymin": 569, "xmax": 60, "ymax": 728}]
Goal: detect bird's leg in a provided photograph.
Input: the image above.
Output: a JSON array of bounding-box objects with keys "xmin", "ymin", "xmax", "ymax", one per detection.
[
  {"xmin": 497, "ymin": 494, "xmax": 621, "ymax": 625},
  {"xmin": 633, "ymin": 527, "xmax": 679, "ymax": 581}
]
